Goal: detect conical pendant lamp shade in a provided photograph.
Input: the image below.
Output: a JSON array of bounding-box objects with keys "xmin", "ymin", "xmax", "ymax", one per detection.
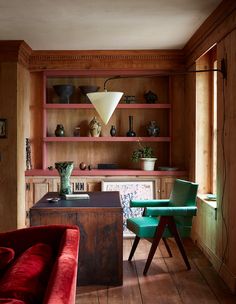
[{"xmin": 87, "ymin": 91, "xmax": 123, "ymax": 125}]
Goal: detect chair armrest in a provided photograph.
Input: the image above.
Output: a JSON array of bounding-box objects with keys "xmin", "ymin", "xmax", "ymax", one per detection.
[
  {"xmin": 130, "ymin": 199, "xmax": 170, "ymax": 208},
  {"xmin": 145, "ymin": 206, "xmax": 197, "ymax": 216}
]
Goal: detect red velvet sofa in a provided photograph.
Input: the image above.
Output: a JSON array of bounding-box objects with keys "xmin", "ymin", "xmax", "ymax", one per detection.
[{"xmin": 0, "ymin": 225, "xmax": 80, "ymax": 304}]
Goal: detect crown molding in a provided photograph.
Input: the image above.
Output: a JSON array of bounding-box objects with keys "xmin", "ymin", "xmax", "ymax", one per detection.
[
  {"xmin": 0, "ymin": 42, "xmax": 184, "ymax": 71},
  {"xmin": 0, "ymin": 40, "xmax": 32, "ymax": 68},
  {"xmin": 28, "ymin": 50, "xmax": 185, "ymax": 71},
  {"xmin": 184, "ymin": 1, "xmax": 236, "ymax": 66}
]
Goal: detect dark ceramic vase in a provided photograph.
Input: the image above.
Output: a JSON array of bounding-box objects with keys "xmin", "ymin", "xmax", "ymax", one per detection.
[
  {"xmin": 126, "ymin": 116, "xmax": 136, "ymax": 137},
  {"xmin": 55, "ymin": 124, "xmax": 65, "ymax": 137},
  {"xmin": 110, "ymin": 125, "xmax": 116, "ymax": 137},
  {"xmin": 53, "ymin": 85, "xmax": 75, "ymax": 104}
]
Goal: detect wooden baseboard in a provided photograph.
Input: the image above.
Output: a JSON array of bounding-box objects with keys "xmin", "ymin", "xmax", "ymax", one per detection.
[{"xmin": 196, "ymin": 239, "xmax": 236, "ymax": 294}]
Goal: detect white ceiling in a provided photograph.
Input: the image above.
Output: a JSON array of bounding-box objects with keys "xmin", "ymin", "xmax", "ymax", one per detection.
[{"xmin": 0, "ymin": 0, "xmax": 222, "ymax": 50}]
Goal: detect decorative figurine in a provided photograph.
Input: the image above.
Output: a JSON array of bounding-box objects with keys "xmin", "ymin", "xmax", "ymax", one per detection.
[
  {"xmin": 89, "ymin": 117, "xmax": 102, "ymax": 137},
  {"xmin": 26, "ymin": 138, "xmax": 32, "ymax": 170},
  {"xmin": 144, "ymin": 90, "xmax": 158, "ymax": 104},
  {"xmin": 146, "ymin": 121, "xmax": 160, "ymax": 137}
]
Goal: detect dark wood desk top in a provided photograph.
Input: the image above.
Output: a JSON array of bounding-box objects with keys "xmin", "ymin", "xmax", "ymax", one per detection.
[{"xmin": 31, "ymin": 191, "xmax": 122, "ymax": 209}]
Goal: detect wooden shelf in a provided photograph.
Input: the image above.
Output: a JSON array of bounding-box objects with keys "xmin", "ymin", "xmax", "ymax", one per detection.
[
  {"xmin": 44, "ymin": 103, "xmax": 171, "ymax": 109},
  {"xmin": 42, "ymin": 71, "xmax": 174, "ymax": 171},
  {"xmin": 43, "ymin": 136, "xmax": 171, "ymax": 142},
  {"xmin": 25, "ymin": 169, "xmax": 187, "ymax": 177}
]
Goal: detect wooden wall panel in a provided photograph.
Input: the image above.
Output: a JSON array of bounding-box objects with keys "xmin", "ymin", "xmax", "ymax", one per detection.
[
  {"xmin": 17, "ymin": 64, "xmax": 31, "ymax": 228},
  {"xmin": 184, "ymin": 70, "xmax": 196, "ymax": 181},
  {"xmin": 217, "ymin": 31, "xmax": 236, "ymax": 278},
  {"xmin": 0, "ymin": 62, "xmax": 30, "ymax": 231},
  {"xmin": 170, "ymin": 75, "xmax": 186, "ymax": 169},
  {"xmin": 0, "ymin": 63, "xmax": 18, "ymax": 231},
  {"xmin": 185, "ymin": 4, "xmax": 236, "ymax": 292},
  {"xmin": 30, "ymin": 72, "xmax": 43, "ymax": 169}
]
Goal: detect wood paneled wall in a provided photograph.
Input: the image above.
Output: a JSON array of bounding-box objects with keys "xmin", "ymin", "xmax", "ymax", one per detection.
[
  {"xmin": 0, "ymin": 63, "xmax": 18, "ymax": 231},
  {"xmin": 0, "ymin": 0, "xmax": 236, "ymax": 293},
  {"xmin": 185, "ymin": 2, "xmax": 236, "ymax": 293},
  {"xmin": 0, "ymin": 61, "xmax": 30, "ymax": 231}
]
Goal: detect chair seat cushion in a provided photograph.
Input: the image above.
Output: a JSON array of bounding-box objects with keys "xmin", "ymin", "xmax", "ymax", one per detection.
[
  {"xmin": 0, "ymin": 247, "xmax": 15, "ymax": 270},
  {"xmin": 0, "ymin": 243, "xmax": 53, "ymax": 304},
  {"xmin": 127, "ymin": 217, "xmax": 160, "ymax": 238}
]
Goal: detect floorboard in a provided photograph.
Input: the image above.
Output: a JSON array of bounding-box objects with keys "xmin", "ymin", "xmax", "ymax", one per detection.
[{"xmin": 76, "ymin": 239, "xmax": 236, "ymax": 304}]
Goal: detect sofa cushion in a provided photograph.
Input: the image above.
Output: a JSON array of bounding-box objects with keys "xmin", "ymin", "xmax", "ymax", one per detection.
[
  {"xmin": 0, "ymin": 247, "xmax": 15, "ymax": 270},
  {"xmin": 0, "ymin": 299, "xmax": 26, "ymax": 304},
  {"xmin": 0, "ymin": 243, "xmax": 53, "ymax": 304}
]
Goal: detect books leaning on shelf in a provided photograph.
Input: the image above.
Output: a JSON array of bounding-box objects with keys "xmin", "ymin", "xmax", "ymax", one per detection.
[{"xmin": 64, "ymin": 194, "xmax": 90, "ymax": 200}]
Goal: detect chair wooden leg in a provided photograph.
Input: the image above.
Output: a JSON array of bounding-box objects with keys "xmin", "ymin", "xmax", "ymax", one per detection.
[
  {"xmin": 167, "ymin": 216, "xmax": 191, "ymax": 270},
  {"xmin": 128, "ymin": 236, "xmax": 140, "ymax": 261},
  {"xmin": 143, "ymin": 217, "xmax": 167, "ymax": 275},
  {"xmin": 162, "ymin": 237, "xmax": 172, "ymax": 257}
]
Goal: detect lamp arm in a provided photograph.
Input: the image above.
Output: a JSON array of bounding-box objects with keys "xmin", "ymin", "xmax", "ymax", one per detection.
[
  {"xmin": 103, "ymin": 58, "xmax": 227, "ymax": 89},
  {"xmin": 103, "ymin": 76, "xmax": 121, "ymax": 90}
]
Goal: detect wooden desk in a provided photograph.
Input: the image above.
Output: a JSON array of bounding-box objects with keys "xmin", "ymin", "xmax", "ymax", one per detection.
[{"xmin": 30, "ymin": 191, "xmax": 123, "ymax": 286}]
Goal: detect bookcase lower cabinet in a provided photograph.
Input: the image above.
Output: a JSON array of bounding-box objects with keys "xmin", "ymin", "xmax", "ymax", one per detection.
[
  {"xmin": 161, "ymin": 176, "xmax": 178, "ymax": 198},
  {"xmin": 25, "ymin": 177, "xmax": 54, "ymax": 226},
  {"xmin": 25, "ymin": 175, "xmax": 186, "ymax": 227}
]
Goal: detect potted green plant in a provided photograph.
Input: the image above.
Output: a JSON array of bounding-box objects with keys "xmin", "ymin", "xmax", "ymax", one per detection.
[{"xmin": 131, "ymin": 143, "xmax": 157, "ymax": 171}]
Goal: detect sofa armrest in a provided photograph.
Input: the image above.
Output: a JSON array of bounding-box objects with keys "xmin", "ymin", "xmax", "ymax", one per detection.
[
  {"xmin": 0, "ymin": 225, "xmax": 78, "ymax": 257},
  {"xmin": 43, "ymin": 228, "xmax": 80, "ymax": 304}
]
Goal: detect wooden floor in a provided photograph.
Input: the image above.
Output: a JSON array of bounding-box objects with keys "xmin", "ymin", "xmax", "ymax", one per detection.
[{"xmin": 76, "ymin": 238, "xmax": 236, "ymax": 304}]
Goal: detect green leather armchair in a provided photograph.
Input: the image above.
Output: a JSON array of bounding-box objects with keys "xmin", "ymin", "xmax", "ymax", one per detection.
[{"xmin": 127, "ymin": 179, "xmax": 198, "ymax": 275}]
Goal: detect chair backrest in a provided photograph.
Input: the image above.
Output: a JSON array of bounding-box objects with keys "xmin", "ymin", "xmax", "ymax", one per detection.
[
  {"xmin": 169, "ymin": 179, "xmax": 198, "ymax": 207},
  {"xmin": 168, "ymin": 179, "xmax": 198, "ymax": 237}
]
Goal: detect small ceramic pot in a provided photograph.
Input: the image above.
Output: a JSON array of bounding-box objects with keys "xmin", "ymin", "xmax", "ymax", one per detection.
[
  {"xmin": 110, "ymin": 125, "xmax": 116, "ymax": 137},
  {"xmin": 55, "ymin": 124, "xmax": 65, "ymax": 137}
]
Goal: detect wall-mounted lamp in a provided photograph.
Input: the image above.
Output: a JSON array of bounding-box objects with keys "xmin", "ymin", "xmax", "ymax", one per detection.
[
  {"xmin": 87, "ymin": 76, "xmax": 123, "ymax": 125},
  {"xmin": 87, "ymin": 59, "xmax": 227, "ymax": 125}
]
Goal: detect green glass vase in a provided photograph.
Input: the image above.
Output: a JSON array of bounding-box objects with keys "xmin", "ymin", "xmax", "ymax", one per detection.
[{"xmin": 55, "ymin": 161, "xmax": 74, "ymax": 196}]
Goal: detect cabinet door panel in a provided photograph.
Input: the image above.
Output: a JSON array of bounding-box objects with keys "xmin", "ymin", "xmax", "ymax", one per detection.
[
  {"xmin": 155, "ymin": 178, "xmax": 161, "ymax": 199},
  {"xmin": 32, "ymin": 179, "xmax": 53, "ymax": 203},
  {"xmin": 87, "ymin": 181, "xmax": 101, "ymax": 192},
  {"xmin": 161, "ymin": 177, "xmax": 175, "ymax": 199},
  {"xmin": 160, "ymin": 176, "xmax": 188, "ymax": 199}
]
